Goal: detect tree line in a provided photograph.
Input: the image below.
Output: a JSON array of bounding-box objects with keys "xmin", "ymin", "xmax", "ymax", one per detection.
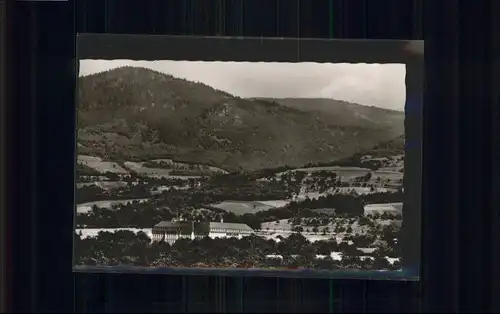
[{"xmin": 74, "ymin": 230, "xmax": 402, "ymax": 271}]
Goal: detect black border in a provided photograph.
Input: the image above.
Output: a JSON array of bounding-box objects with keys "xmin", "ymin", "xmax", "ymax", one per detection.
[
  {"xmin": 74, "ymin": 34, "xmax": 423, "ymax": 281},
  {"xmin": 0, "ymin": 1, "xmax": 7, "ymax": 312}
]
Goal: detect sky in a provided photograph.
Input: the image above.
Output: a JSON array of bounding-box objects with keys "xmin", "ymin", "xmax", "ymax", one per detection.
[{"xmin": 80, "ymin": 60, "xmax": 406, "ymax": 111}]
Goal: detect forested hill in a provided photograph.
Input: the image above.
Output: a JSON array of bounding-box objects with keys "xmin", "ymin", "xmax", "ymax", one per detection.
[{"xmin": 77, "ymin": 66, "xmax": 404, "ymax": 172}]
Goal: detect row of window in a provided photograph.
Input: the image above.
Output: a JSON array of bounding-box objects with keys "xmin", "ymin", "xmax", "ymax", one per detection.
[{"xmin": 212, "ymin": 229, "xmax": 250, "ymax": 233}]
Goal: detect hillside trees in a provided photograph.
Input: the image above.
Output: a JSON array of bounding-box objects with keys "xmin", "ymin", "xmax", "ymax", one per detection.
[
  {"xmin": 78, "ymin": 67, "xmax": 403, "ymax": 172},
  {"xmin": 291, "ymin": 194, "xmax": 364, "ymax": 216}
]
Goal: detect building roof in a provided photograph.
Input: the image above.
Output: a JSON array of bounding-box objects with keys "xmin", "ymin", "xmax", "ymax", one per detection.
[
  {"xmin": 209, "ymin": 222, "xmax": 253, "ymax": 232},
  {"xmin": 154, "ymin": 221, "xmax": 189, "ymax": 228},
  {"xmin": 153, "ymin": 221, "xmax": 210, "ymax": 234}
]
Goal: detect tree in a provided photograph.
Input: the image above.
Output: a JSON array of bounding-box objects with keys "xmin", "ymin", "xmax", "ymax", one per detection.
[
  {"xmin": 312, "ymin": 256, "xmax": 340, "ymax": 270},
  {"xmin": 363, "ymin": 172, "xmax": 372, "ymax": 182},
  {"xmin": 105, "ymin": 171, "xmax": 120, "ymax": 181},
  {"xmin": 340, "ymin": 255, "xmax": 362, "ymax": 268},
  {"xmin": 292, "ymin": 226, "xmax": 304, "ymax": 233},
  {"xmin": 315, "ymin": 240, "xmax": 337, "ymax": 255},
  {"xmin": 381, "ymin": 225, "xmax": 397, "ymax": 243},
  {"xmin": 372, "ymin": 256, "xmax": 391, "ymax": 270},
  {"xmin": 278, "ymin": 233, "xmax": 309, "ymax": 255}
]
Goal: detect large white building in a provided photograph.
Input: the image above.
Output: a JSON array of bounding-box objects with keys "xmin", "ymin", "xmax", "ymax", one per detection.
[
  {"xmin": 151, "ymin": 220, "xmax": 200, "ymax": 243},
  {"xmin": 152, "ymin": 219, "xmax": 254, "ymax": 244},
  {"xmin": 207, "ymin": 221, "xmax": 254, "ymax": 239}
]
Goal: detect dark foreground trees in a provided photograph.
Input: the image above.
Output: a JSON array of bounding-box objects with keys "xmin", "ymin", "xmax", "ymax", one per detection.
[{"xmin": 74, "ymin": 231, "xmax": 401, "ymax": 271}]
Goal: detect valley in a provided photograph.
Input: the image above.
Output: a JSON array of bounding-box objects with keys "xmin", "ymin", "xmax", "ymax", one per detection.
[{"xmin": 74, "ymin": 66, "xmax": 406, "ymax": 271}]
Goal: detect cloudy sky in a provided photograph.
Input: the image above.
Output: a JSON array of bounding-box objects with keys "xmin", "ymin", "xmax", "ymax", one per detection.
[{"xmin": 80, "ymin": 60, "xmax": 406, "ymax": 111}]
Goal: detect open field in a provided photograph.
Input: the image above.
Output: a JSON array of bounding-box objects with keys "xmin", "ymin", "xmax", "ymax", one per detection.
[
  {"xmin": 378, "ymin": 166, "xmax": 403, "ymax": 172},
  {"xmin": 364, "ymin": 202, "xmax": 403, "ymax": 216},
  {"xmin": 372, "ymin": 170, "xmax": 403, "ymax": 182},
  {"xmin": 77, "ymin": 198, "xmax": 150, "ymax": 214},
  {"xmin": 151, "ymin": 159, "xmax": 228, "ymax": 175},
  {"xmin": 286, "ymin": 166, "xmax": 371, "ymax": 180},
  {"xmin": 77, "ymin": 155, "xmax": 213, "ymax": 180},
  {"xmin": 251, "ymin": 200, "xmax": 290, "ymax": 208},
  {"xmin": 209, "ymin": 200, "xmax": 294, "ymax": 215},
  {"xmin": 95, "ymin": 181, "xmax": 129, "ymax": 190},
  {"xmin": 123, "ymin": 161, "xmax": 202, "ymax": 179},
  {"xmin": 76, "ymin": 180, "xmax": 129, "ymax": 190},
  {"xmin": 77, "ymin": 155, "xmax": 128, "ymax": 174},
  {"xmin": 298, "ymin": 187, "xmax": 393, "ymax": 198},
  {"xmin": 295, "ymin": 189, "xmax": 394, "ymax": 201},
  {"xmin": 210, "ymin": 201, "xmax": 275, "ymax": 215},
  {"xmin": 282, "ymin": 166, "xmax": 402, "ymax": 183},
  {"xmin": 208, "ymin": 199, "xmax": 290, "ymax": 216},
  {"xmin": 76, "ymin": 228, "xmax": 153, "ymax": 240},
  {"xmin": 76, "ymin": 182, "xmax": 101, "ymax": 189},
  {"xmin": 150, "ymin": 184, "xmax": 190, "ymax": 195},
  {"xmin": 257, "ymin": 231, "xmax": 338, "ymax": 243},
  {"xmin": 293, "ymin": 166, "xmax": 371, "ymax": 172}
]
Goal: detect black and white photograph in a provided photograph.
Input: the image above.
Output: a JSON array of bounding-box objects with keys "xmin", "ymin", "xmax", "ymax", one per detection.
[{"xmin": 74, "ymin": 53, "xmax": 412, "ymax": 275}]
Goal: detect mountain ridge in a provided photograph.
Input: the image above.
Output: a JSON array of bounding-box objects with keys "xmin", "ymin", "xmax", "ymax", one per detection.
[
  {"xmin": 77, "ymin": 66, "xmax": 405, "ymax": 172},
  {"xmin": 252, "ymin": 97, "xmax": 404, "ymax": 135}
]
